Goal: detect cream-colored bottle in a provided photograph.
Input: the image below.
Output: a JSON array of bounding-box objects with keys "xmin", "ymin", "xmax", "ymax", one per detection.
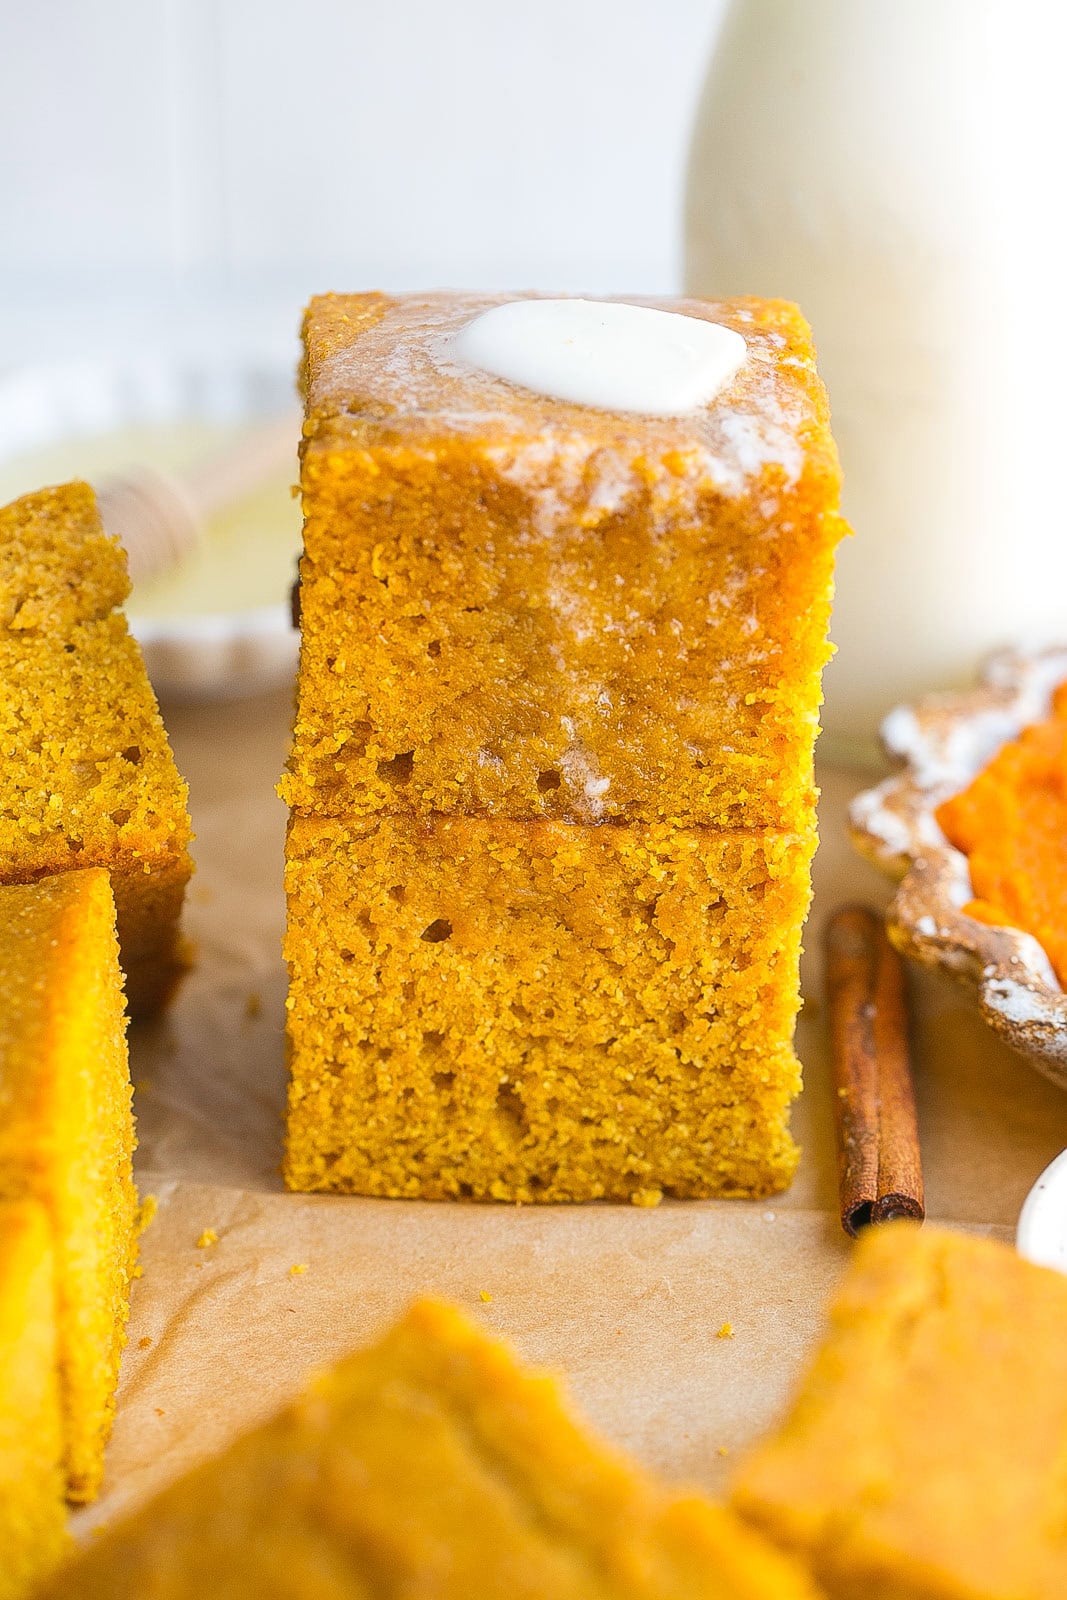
[{"xmin": 686, "ymin": 0, "xmax": 1067, "ymax": 759}]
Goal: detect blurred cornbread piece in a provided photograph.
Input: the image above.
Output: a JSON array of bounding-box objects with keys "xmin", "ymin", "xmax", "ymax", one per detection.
[
  {"xmin": 937, "ymin": 680, "xmax": 1067, "ymax": 987},
  {"xmin": 284, "ymin": 814, "xmax": 814, "ymax": 1200},
  {"xmin": 0, "ymin": 1201, "xmax": 67, "ymax": 1600},
  {"xmin": 732, "ymin": 1224, "xmax": 1067, "ymax": 1599},
  {"xmin": 40, "ymin": 1298, "xmax": 820, "ymax": 1599},
  {"xmin": 0, "ymin": 482, "xmax": 192, "ymax": 1015},
  {"xmin": 282, "ymin": 293, "xmax": 844, "ymax": 830},
  {"xmin": 0, "ymin": 871, "xmax": 138, "ymax": 1504}
]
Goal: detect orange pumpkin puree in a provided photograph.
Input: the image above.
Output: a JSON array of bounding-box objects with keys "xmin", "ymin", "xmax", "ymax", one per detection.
[{"xmin": 936, "ymin": 682, "xmax": 1067, "ymax": 985}]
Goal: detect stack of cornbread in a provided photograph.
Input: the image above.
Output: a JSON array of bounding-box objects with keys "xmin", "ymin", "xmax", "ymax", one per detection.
[
  {"xmin": 281, "ymin": 291, "xmax": 846, "ymax": 1204},
  {"xmin": 0, "ymin": 483, "xmax": 193, "ymax": 1591}
]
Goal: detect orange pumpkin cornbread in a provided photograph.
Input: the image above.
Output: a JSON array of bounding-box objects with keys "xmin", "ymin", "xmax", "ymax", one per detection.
[
  {"xmin": 937, "ymin": 681, "xmax": 1067, "ymax": 985},
  {"xmin": 0, "ymin": 871, "xmax": 138, "ymax": 1504},
  {"xmin": 40, "ymin": 1298, "xmax": 820, "ymax": 1599},
  {"xmin": 0, "ymin": 1201, "xmax": 67, "ymax": 1600},
  {"xmin": 283, "ymin": 292, "xmax": 846, "ymax": 1202},
  {"xmin": 0, "ymin": 482, "xmax": 192, "ymax": 1016},
  {"xmin": 733, "ymin": 1224, "xmax": 1067, "ymax": 1600},
  {"xmin": 285, "ymin": 814, "xmax": 812, "ymax": 1200}
]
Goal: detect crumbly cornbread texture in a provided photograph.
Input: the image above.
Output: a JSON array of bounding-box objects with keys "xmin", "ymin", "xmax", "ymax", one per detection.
[
  {"xmin": 281, "ymin": 292, "xmax": 845, "ymax": 830},
  {"xmin": 0, "ymin": 1201, "xmax": 67, "ymax": 1600},
  {"xmin": 283, "ymin": 292, "xmax": 844, "ymax": 1202},
  {"xmin": 732, "ymin": 1224, "xmax": 1067, "ymax": 1600},
  {"xmin": 285, "ymin": 814, "xmax": 814, "ymax": 1201},
  {"xmin": 0, "ymin": 871, "xmax": 138, "ymax": 1504},
  {"xmin": 0, "ymin": 483, "xmax": 192, "ymax": 1015},
  {"xmin": 40, "ymin": 1298, "xmax": 820, "ymax": 1599}
]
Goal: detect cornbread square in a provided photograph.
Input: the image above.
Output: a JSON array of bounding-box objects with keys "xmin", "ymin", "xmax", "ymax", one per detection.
[
  {"xmin": 281, "ymin": 291, "xmax": 846, "ymax": 830},
  {"xmin": 0, "ymin": 1201, "xmax": 67, "ymax": 1600},
  {"xmin": 40, "ymin": 1299, "xmax": 819, "ymax": 1599},
  {"xmin": 0, "ymin": 871, "xmax": 138, "ymax": 1504},
  {"xmin": 0, "ymin": 483, "xmax": 192, "ymax": 1016},
  {"xmin": 732, "ymin": 1224, "xmax": 1067, "ymax": 1600},
  {"xmin": 284, "ymin": 814, "xmax": 814, "ymax": 1201}
]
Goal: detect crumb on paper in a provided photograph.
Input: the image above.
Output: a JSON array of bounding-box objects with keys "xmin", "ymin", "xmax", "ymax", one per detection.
[
  {"xmin": 132, "ymin": 1079, "xmax": 151, "ymax": 1095},
  {"xmin": 479, "ymin": 1289, "xmax": 492, "ymax": 1303},
  {"xmin": 245, "ymin": 990, "xmax": 263, "ymax": 1020},
  {"xmin": 137, "ymin": 1336, "xmax": 152, "ymax": 1351},
  {"xmin": 289, "ymin": 1263, "xmax": 309, "ymax": 1276},
  {"xmin": 154, "ymin": 1407, "xmax": 165, "ymax": 1417},
  {"xmin": 196, "ymin": 1229, "xmax": 218, "ymax": 1249},
  {"xmin": 137, "ymin": 1193, "xmax": 159, "ymax": 1235},
  {"xmin": 717, "ymin": 1445, "xmax": 730, "ymax": 1457},
  {"xmin": 717, "ymin": 1322, "xmax": 734, "ymax": 1340},
  {"xmin": 630, "ymin": 1187, "xmax": 663, "ymax": 1208},
  {"xmin": 131, "ymin": 1264, "xmax": 143, "ymax": 1279}
]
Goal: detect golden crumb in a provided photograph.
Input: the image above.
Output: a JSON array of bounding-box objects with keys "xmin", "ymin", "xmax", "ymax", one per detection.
[
  {"xmin": 137, "ymin": 1336, "xmax": 152, "ymax": 1351},
  {"xmin": 154, "ymin": 1407, "xmax": 165, "ymax": 1417},
  {"xmin": 137, "ymin": 1193, "xmax": 158, "ymax": 1234},
  {"xmin": 718, "ymin": 1446, "xmax": 730, "ymax": 1457},
  {"xmin": 289, "ymin": 1263, "xmax": 308, "ymax": 1276},
  {"xmin": 479, "ymin": 1290, "xmax": 492, "ymax": 1303},
  {"xmin": 717, "ymin": 1323, "xmax": 734, "ymax": 1340},
  {"xmin": 631, "ymin": 1188, "xmax": 664, "ymax": 1209},
  {"xmin": 195, "ymin": 1230, "xmax": 217, "ymax": 1250}
]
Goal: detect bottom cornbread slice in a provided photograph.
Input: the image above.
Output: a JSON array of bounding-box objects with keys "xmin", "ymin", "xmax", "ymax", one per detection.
[
  {"xmin": 732, "ymin": 1223, "xmax": 1067, "ymax": 1600},
  {"xmin": 284, "ymin": 814, "xmax": 814, "ymax": 1202},
  {"xmin": 0, "ymin": 871, "xmax": 138, "ymax": 1504},
  {"xmin": 41, "ymin": 1298, "xmax": 820, "ymax": 1598},
  {"xmin": 0, "ymin": 1201, "xmax": 67, "ymax": 1600}
]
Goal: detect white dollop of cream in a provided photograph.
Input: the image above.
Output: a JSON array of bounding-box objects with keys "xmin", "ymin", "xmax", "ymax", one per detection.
[
  {"xmin": 451, "ymin": 299, "xmax": 747, "ymax": 415},
  {"xmin": 1017, "ymin": 1148, "xmax": 1067, "ymax": 1273}
]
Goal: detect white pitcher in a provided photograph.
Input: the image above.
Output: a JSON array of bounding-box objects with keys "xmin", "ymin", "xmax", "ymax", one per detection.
[{"xmin": 686, "ymin": 0, "xmax": 1067, "ymax": 759}]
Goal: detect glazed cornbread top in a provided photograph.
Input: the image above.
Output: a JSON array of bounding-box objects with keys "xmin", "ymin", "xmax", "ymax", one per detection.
[
  {"xmin": 286, "ymin": 292, "xmax": 846, "ymax": 828},
  {"xmin": 302, "ymin": 291, "xmax": 834, "ymax": 499}
]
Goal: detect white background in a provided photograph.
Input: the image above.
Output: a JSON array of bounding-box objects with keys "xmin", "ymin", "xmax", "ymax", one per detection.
[{"xmin": 0, "ymin": 0, "xmax": 730, "ymax": 365}]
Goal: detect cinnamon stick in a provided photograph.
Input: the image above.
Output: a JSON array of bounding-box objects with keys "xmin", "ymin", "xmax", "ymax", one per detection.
[{"xmin": 825, "ymin": 905, "xmax": 925, "ymax": 1238}]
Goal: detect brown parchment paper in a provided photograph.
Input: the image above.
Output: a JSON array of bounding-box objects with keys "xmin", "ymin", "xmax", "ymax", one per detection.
[{"xmin": 72, "ymin": 689, "xmax": 1067, "ymax": 1537}]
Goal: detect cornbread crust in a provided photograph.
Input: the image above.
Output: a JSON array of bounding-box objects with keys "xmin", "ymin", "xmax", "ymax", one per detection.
[
  {"xmin": 284, "ymin": 814, "xmax": 813, "ymax": 1201},
  {"xmin": 732, "ymin": 1224, "xmax": 1067, "ymax": 1599},
  {"xmin": 0, "ymin": 1201, "xmax": 67, "ymax": 1600},
  {"xmin": 0, "ymin": 483, "xmax": 192, "ymax": 1016},
  {"xmin": 282, "ymin": 291, "xmax": 845, "ymax": 830},
  {"xmin": 40, "ymin": 1299, "xmax": 820, "ymax": 1599},
  {"xmin": 0, "ymin": 871, "xmax": 138, "ymax": 1503}
]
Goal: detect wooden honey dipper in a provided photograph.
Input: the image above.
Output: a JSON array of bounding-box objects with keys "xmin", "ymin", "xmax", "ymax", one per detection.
[{"xmin": 95, "ymin": 413, "xmax": 298, "ymax": 584}]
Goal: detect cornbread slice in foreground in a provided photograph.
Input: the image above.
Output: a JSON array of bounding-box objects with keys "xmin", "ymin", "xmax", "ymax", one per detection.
[
  {"xmin": 41, "ymin": 1298, "xmax": 820, "ymax": 1599},
  {"xmin": 732, "ymin": 1224, "xmax": 1067, "ymax": 1600},
  {"xmin": 284, "ymin": 814, "xmax": 815, "ymax": 1201},
  {"xmin": 0, "ymin": 1201, "xmax": 67, "ymax": 1600},
  {"xmin": 0, "ymin": 871, "xmax": 138, "ymax": 1503},
  {"xmin": 0, "ymin": 482, "xmax": 192, "ymax": 1016},
  {"xmin": 282, "ymin": 291, "xmax": 845, "ymax": 831}
]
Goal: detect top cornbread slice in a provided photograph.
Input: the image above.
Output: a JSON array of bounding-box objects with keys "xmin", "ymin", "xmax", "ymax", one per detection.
[
  {"xmin": 0, "ymin": 482, "xmax": 128, "ymax": 634},
  {"xmin": 281, "ymin": 292, "xmax": 846, "ymax": 830},
  {"xmin": 41, "ymin": 1298, "xmax": 820, "ymax": 1599},
  {"xmin": 0, "ymin": 482, "xmax": 193, "ymax": 1015},
  {"xmin": 732, "ymin": 1224, "xmax": 1067, "ymax": 1600}
]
